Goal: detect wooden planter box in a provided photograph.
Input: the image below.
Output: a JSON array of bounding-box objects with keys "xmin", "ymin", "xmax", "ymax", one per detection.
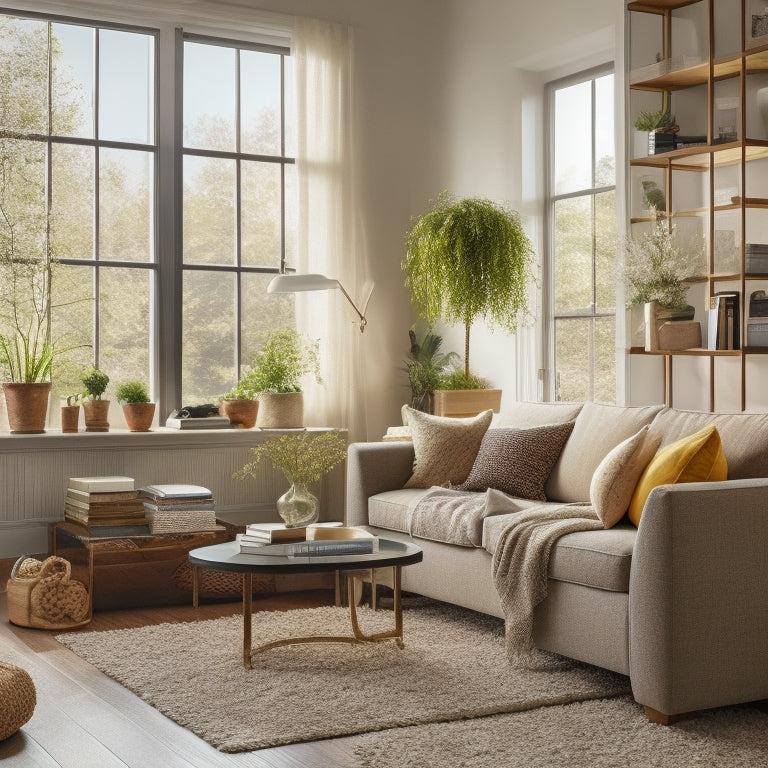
[{"xmin": 432, "ymin": 389, "xmax": 502, "ymax": 418}]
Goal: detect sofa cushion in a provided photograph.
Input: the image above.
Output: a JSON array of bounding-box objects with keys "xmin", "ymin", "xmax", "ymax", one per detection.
[
  {"xmin": 648, "ymin": 408, "xmax": 768, "ymax": 480},
  {"xmin": 545, "ymin": 402, "xmax": 664, "ymax": 504},
  {"xmin": 456, "ymin": 422, "xmax": 575, "ymax": 501},
  {"xmin": 368, "ymin": 488, "xmax": 428, "ymax": 533},
  {"xmin": 628, "ymin": 424, "xmax": 728, "ymax": 526},
  {"xmin": 483, "ymin": 514, "xmax": 636, "ymax": 592},
  {"xmin": 403, "ymin": 408, "xmax": 493, "ymax": 488},
  {"xmin": 495, "ymin": 400, "xmax": 583, "ymax": 428},
  {"xmin": 590, "ymin": 426, "xmax": 661, "ymax": 528}
]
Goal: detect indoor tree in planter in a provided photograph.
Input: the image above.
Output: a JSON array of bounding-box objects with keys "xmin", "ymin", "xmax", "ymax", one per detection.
[
  {"xmin": 115, "ymin": 379, "xmax": 155, "ymax": 432},
  {"xmin": 81, "ymin": 367, "xmax": 110, "ymax": 432},
  {"xmin": 403, "ymin": 192, "xmax": 535, "ymax": 416}
]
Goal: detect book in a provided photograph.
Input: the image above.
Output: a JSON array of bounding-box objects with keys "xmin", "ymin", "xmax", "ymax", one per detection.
[
  {"xmin": 66, "ymin": 488, "xmax": 139, "ymax": 503},
  {"xmin": 243, "ymin": 521, "xmax": 344, "ymax": 544},
  {"xmin": 139, "ymin": 484, "xmax": 213, "ymax": 500},
  {"xmin": 142, "ymin": 501, "xmax": 216, "ymax": 512},
  {"xmin": 237, "ymin": 531, "xmax": 378, "ymax": 557},
  {"xmin": 68, "ymin": 476, "xmax": 135, "ymax": 492},
  {"xmin": 708, "ymin": 292, "xmax": 740, "ymax": 350},
  {"xmin": 164, "ymin": 416, "xmax": 232, "ymax": 430},
  {"xmin": 64, "ymin": 495, "xmax": 144, "ymax": 513}
]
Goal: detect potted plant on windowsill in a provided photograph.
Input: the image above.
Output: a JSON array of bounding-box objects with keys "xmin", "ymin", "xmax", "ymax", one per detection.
[
  {"xmin": 238, "ymin": 328, "xmax": 321, "ymax": 429},
  {"xmin": 116, "ymin": 380, "xmax": 155, "ymax": 432},
  {"xmin": 80, "ymin": 367, "xmax": 110, "ymax": 432},
  {"xmin": 219, "ymin": 377, "xmax": 259, "ymax": 429},
  {"xmin": 403, "ymin": 193, "xmax": 535, "ymax": 417}
]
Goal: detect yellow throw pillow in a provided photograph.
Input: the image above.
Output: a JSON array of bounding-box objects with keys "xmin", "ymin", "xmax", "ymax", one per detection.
[{"xmin": 627, "ymin": 424, "xmax": 727, "ymax": 527}]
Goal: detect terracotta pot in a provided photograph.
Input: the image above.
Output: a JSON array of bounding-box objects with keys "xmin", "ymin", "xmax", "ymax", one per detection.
[
  {"xmin": 257, "ymin": 392, "xmax": 304, "ymax": 429},
  {"xmin": 82, "ymin": 399, "xmax": 110, "ymax": 432},
  {"xmin": 220, "ymin": 398, "xmax": 258, "ymax": 429},
  {"xmin": 61, "ymin": 404, "xmax": 80, "ymax": 433},
  {"xmin": 3, "ymin": 382, "xmax": 51, "ymax": 434},
  {"xmin": 122, "ymin": 402, "xmax": 155, "ymax": 432}
]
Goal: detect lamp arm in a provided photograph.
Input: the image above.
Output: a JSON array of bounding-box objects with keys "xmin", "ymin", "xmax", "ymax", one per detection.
[{"xmin": 336, "ymin": 282, "xmax": 368, "ymax": 332}]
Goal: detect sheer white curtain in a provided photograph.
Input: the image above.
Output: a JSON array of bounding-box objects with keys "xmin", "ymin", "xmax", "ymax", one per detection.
[{"xmin": 292, "ymin": 17, "xmax": 372, "ymax": 442}]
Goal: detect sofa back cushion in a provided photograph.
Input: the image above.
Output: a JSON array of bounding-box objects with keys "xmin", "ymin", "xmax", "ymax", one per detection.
[
  {"xmin": 495, "ymin": 400, "xmax": 583, "ymax": 428},
  {"xmin": 545, "ymin": 402, "xmax": 664, "ymax": 503},
  {"xmin": 648, "ymin": 408, "xmax": 768, "ymax": 479}
]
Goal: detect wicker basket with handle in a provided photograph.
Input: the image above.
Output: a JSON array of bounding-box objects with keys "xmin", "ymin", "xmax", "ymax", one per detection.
[{"xmin": 7, "ymin": 555, "xmax": 91, "ymax": 630}]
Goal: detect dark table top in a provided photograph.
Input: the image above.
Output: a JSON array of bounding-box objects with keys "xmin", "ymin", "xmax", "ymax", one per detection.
[{"xmin": 189, "ymin": 537, "xmax": 423, "ymax": 574}]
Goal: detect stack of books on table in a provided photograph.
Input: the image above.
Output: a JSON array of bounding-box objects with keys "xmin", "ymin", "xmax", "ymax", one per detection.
[
  {"xmin": 65, "ymin": 476, "xmax": 148, "ymax": 528},
  {"xmin": 237, "ymin": 523, "xmax": 377, "ymax": 557},
  {"xmin": 138, "ymin": 484, "xmax": 225, "ymax": 534}
]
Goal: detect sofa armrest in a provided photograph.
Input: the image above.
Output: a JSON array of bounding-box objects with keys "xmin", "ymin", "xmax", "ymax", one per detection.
[
  {"xmin": 629, "ymin": 478, "xmax": 768, "ymax": 716},
  {"xmin": 345, "ymin": 441, "xmax": 415, "ymax": 527}
]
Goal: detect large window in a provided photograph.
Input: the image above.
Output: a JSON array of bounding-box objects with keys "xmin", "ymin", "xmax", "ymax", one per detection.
[
  {"xmin": 547, "ymin": 67, "xmax": 617, "ymax": 403},
  {"xmin": 0, "ymin": 12, "xmax": 295, "ymax": 418}
]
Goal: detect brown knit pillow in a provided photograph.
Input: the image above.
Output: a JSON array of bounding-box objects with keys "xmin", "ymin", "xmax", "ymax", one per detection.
[
  {"xmin": 404, "ymin": 408, "xmax": 493, "ymax": 488},
  {"xmin": 457, "ymin": 422, "xmax": 575, "ymax": 501}
]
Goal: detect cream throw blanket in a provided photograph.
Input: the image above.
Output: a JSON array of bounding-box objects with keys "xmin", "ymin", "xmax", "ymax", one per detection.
[{"xmin": 408, "ymin": 488, "xmax": 602, "ymax": 664}]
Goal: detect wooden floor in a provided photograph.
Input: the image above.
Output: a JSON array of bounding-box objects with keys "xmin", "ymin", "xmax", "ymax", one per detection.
[{"xmin": 0, "ymin": 578, "xmax": 367, "ymax": 768}]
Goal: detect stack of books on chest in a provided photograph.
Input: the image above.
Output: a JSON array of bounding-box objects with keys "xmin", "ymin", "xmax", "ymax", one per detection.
[
  {"xmin": 65, "ymin": 476, "xmax": 147, "ymax": 528},
  {"xmin": 138, "ymin": 484, "xmax": 224, "ymax": 534}
]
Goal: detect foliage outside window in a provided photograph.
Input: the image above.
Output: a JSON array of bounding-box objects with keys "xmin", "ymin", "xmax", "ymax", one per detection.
[{"xmin": 547, "ymin": 68, "xmax": 617, "ymax": 404}]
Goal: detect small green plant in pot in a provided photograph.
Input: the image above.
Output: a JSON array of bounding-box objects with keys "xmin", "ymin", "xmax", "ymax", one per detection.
[
  {"xmin": 243, "ymin": 328, "xmax": 322, "ymax": 429},
  {"xmin": 81, "ymin": 367, "xmax": 110, "ymax": 432},
  {"xmin": 404, "ymin": 323, "xmax": 459, "ymax": 413},
  {"xmin": 219, "ymin": 376, "xmax": 259, "ymax": 430},
  {"xmin": 116, "ymin": 379, "xmax": 155, "ymax": 432}
]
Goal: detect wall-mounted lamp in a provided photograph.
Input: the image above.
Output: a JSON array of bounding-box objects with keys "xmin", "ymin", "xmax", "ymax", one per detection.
[{"xmin": 267, "ymin": 273, "xmax": 370, "ymax": 333}]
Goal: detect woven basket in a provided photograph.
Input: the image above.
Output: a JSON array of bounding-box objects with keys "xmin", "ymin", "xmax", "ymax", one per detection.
[
  {"xmin": 0, "ymin": 660, "xmax": 36, "ymax": 741},
  {"xmin": 172, "ymin": 562, "xmax": 275, "ymax": 598},
  {"xmin": 7, "ymin": 555, "xmax": 91, "ymax": 630}
]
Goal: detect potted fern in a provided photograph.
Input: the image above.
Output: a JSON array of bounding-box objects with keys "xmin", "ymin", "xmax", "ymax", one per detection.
[
  {"xmin": 403, "ymin": 193, "xmax": 535, "ymax": 417},
  {"xmin": 116, "ymin": 380, "xmax": 155, "ymax": 432}
]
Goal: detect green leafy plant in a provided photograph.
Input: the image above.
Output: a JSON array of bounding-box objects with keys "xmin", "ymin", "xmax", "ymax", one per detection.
[
  {"xmin": 235, "ymin": 430, "xmax": 347, "ymax": 487},
  {"xmin": 624, "ymin": 224, "xmax": 703, "ymax": 311},
  {"xmin": 228, "ymin": 328, "xmax": 321, "ymax": 398},
  {"xmin": 435, "ymin": 368, "xmax": 486, "ymax": 391},
  {"xmin": 403, "ymin": 192, "xmax": 534, "ymax": 377},
  {"xmin": 634, "ymin": 108, "xmax": 676, "ymax": 132},
  {"xmin": 81, "ymin": 367, "xmax": 109, "ymax": 400},
  {"xmin": 115, "ymin": 380, "xmax": 150, "ymax": 405},
  {"xmin": 404, "ymin": 324, "xmax": 459, "ymax": 412}
]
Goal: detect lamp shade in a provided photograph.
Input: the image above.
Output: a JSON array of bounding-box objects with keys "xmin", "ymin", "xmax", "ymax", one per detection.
[{"xmin": 267, "ymin": 274, "xmax": 340, "ymax": 293}]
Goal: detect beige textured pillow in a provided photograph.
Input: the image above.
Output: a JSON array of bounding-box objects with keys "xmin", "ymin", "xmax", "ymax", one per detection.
[
  {"xmin": 403, "ymin": 408, "xmax": 493, "ymax": 489},
  {"xmin": 589, "ymin": 426, "xmax": 661, "ymax": 528},
  {"xmin": 457, "ymin": 422, "xmax": 575, "ymax": 501}
]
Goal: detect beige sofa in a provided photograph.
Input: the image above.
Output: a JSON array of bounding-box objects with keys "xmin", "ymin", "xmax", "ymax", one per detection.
[{"xmin": 345, "ymin": 401, "xmax": 768, "ymax": 723}]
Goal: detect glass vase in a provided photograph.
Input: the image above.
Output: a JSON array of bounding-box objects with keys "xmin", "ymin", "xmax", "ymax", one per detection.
[{"xmin": 276, "ymin": 482, "xmax": 319, "ymax": 528}]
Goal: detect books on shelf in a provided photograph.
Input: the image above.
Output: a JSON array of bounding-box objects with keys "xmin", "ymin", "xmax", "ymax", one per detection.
[
  {"xmin": 68, "ymin": 476, "xmax": 135, "ymax": 493},
  {"xmin": 707, "ymin": 292, "xmax": 740, "ymax": 350}
]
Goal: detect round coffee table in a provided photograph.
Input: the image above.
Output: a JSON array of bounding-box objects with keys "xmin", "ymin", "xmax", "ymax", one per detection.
[{"xmin": 189, "ymin": 538, "xmax": 423, "ymax": 668}]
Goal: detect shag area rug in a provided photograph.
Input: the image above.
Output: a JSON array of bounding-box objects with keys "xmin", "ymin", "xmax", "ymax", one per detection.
[
  {"xmin": 352, "ymin": 695, "xmax": 768, "ymax": 768},
  {"xmin": 56, "ymin": 600, "xmax": 629, "ymax": 753}
]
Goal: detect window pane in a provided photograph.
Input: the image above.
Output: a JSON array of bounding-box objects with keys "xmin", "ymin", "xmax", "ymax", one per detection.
[
  {"xmin": 52, "ymin": 23, "xmax": 94, "ymax": 138},
  {"xmin": 51, "ymin": 143, "xmax": 94, "ymax": 260},
  {"xmin": 555, "ymin": 317, "xmax": 590, "ymax": 402},
  {"xmin": 99, "ymin": 267, "xmax": 152, "ymax": 388},
  {"xmin": 0, "ymin": 138, "xmax": 46, "ymax": 248},
  {"xmin": 594, "ymin": 316, "xmax": 616, "ymax": 404},
  {"xmin": 241, "ymin": 273, "xmax": 295, "ymax": 366},
  {"xmin": 183, "ymin": 270, "xmax": 236, "ymax": 402},
  {"xmin": 184, "ymin": 41, "xmax": 235, "ymax": 152},
  {"xmin": 0, "ymin": 18, "xmax": 48, "ymax": 135},
  {"xmin": 241, "ymin": 50, "xmax": 280, "ymax": 156},
  {"xmin": 553, "ymin": 196, "xmax": 592, "ymax": 313},
  {"xmin": 50, "ymin": 264, "xmax": 94, "ymax": 399},
  {"xmin": 183, "ymin": 155, "xmax": 236, "ymax": 265},
  {"xmin": 554, "ymin": 80, "xmax": 592, "ymax": 195},
  {"xmin": 594, "ymin": 74, "xmax": 615, "ymax": 188},
  {"xmin": 99, "ymin": 30, "xmax": 154, "ymax": 144},
  {"xmin": 241, "ymin": 161, "xmax": 281, "ymax": 267},
  {"xmin": 100, "ymin": 148, "xmax": 153, "ymax": 262},
  {"xmin": 595, "ymin": 190, "xmax": 617, "ymax": 312}
]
